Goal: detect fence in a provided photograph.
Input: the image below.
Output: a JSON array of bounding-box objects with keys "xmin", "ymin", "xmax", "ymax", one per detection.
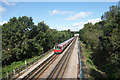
[
  {"xmin": 78, "ymin": 39, "xmax": 88, "ymax": 80},
  {"xmin": 1, "ymin": 48, "xmax": 53, "ymax": 80},
  {"xmin": 78, "ymin": 40, "xmax": 83, "ymax": 80}
]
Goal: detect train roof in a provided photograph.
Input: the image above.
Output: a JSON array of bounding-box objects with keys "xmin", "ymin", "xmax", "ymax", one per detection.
[{"xmin": 57, "ymin": 37, "xmax": 74, "ymax": 47}]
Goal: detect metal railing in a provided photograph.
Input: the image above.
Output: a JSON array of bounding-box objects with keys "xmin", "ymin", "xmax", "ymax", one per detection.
[
  {"xmin": 78, "ymin": 40, "xmax": 83, "ymax": 80},
  {"xmin": 1, "ymin": 48, "xmax": 53, "ymax": 80}
]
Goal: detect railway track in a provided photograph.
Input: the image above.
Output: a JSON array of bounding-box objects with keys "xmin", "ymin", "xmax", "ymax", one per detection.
[
  {"xmin": 47, "ymin": 38, "xmax": 76, "ymax": 80},
  {"xmin": 22, "ymin": 54, "xmax": 59, "ymax": 80},
  {"xmin": 18, "ymin": 37, "xmax": 76, "ymax": 80}
]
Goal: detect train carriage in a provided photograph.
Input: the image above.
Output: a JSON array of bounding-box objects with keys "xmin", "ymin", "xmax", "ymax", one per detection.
[{"xmin": 53, "ymin": 37, "xmax": 74, "ymax": 54}]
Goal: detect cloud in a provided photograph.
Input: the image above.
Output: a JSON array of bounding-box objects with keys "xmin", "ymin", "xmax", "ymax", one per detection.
[
  {"xmin": 56, "ymin": 26, "xmax": 72, "ymax": 31},
  {"xmin": 0, "ymin": 6, "xmax": 6, "ymax": 14},
  {"xmin": 87, "ymin": 18, "xmax": 101, "ymax": 24},
  {"xmin": 73, "ymin": 18, "xmax": 101, "ymax": 30},
  {"xmin": 2, "ymin": 0, "xmax": 16, "ymax": 5},
  {"xmin": 56, "ymin": 26, "xmax": 83, "ymax": 31},
  {"xmin": 48, "ymin": 10, "xmax": 74, "ymax": 15},
  {"xmin": 73, "ymin": 22, "xmax": 87, "ymax": 30},
  {"xmin": 55, "ymin": 18, "xmax": 101, "ymax": 31},
  {"xmin": 0, "ymin": 21, "xmax": 7, "ymax": 25},
  {"xmin": 0, "ymin": 6, "xmax": 6, "ymax": 20},
  {"xmin": 66, "ymin": 12, "xmax": 92, "ymax": 20}
]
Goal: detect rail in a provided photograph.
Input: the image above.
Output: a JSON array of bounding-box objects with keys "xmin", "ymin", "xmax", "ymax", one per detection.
[
  {"xmin": 1, "ymin": 38, "xmax": 75, "ymax": 80},
  {"xmin": 22, "ymin": 54, "xmax": 59, "ymax": 79},
  {"xmin": 47, "ymin": 38, "xmax": 76, "ymax": 79},
  {"xmin": 22, "ymin": 37, "xmax": 75, "ymax": 80}
]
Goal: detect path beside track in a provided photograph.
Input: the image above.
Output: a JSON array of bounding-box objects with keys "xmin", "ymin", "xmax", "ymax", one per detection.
[
  {"xmin": 63, "ymin": 37, "xmax": 78, "ymax": 78},
  {"xmin": 16, "ymin": 51, "xmax": 54, "ymax": 79}
]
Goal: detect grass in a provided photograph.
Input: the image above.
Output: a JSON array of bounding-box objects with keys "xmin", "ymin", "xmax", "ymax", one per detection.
[
  {"xmin": 80, "ymin": 41, "xmax": 106, "ymax": 79},
  {"xmin": 2, "ymin": 50, "xmax": 51, "ymax": 78},
  {"xmin": 2, "ymin": 56, "xmax": 39, "ymax": 77}
]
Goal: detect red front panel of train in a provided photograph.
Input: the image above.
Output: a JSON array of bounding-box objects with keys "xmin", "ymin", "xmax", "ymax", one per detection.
[{"xmin": 53, "ymin": 49, "xmax": 62, "ymax": 52}]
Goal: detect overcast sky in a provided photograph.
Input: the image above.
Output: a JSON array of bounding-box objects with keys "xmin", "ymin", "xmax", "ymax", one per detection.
[{"xmin": 0, "ymin": 1, "xmax": 119, "ymax": 31}]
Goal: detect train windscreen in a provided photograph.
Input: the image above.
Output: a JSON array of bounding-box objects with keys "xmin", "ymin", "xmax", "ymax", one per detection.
[{"xmin": 55, "ymin": 46, "xmax": 61, "ymax": 50}]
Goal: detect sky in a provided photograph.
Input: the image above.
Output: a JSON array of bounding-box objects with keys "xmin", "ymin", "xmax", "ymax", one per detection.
[{"xmin": 0, "ymin": 1, "xmax": 119, "ymax": 31}]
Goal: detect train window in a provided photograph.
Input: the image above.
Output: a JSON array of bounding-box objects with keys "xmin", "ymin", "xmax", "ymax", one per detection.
[{"xmin": 55, "ymin": 46, "xmax": 61, "ymax": 49}]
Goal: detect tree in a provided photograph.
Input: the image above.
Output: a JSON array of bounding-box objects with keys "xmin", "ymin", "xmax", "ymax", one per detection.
[
  {"xmin": 79, "ymin": 5, "xmax": 120, "ymax": 78},
  {"xmin": 37, "ymin": 21, "xmax": 49, "ymax": 33},
  {"xmin": 2, "ymin": 16, "xmax": 74, "ymax": 66}
]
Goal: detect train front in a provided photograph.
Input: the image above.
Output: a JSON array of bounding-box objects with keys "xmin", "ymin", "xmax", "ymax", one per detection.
[{"xmin": 53, "ymin": 45, "xmax": 62, "ymax": 54}]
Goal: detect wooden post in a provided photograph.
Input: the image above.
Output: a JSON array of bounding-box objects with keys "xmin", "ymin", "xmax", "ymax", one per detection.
[
  {"xmin": 7, "ymin": 72, "xmax": 9, "ymax": 79},
  {"xmin": 13, "ymin": 69, "xmax": 15, "ymax": 76},
  {"xmin": 25, "ymin": 60, "xmax": 27, "ymax": 67},
  {"xmin": 25, "ymin": 60, "xmax": 27, "ymax": 71}
]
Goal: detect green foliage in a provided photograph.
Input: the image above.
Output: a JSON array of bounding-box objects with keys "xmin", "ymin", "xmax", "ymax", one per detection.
[
  {"xmin": 2, "ymin": 16, "xmax": 74, "ymax": 77},
  {"xmin": 2, "ymin": 16, "xmax": 74, "ymax": 66},
  {"xmin": 2, "ymin": 55, "xmax": 40, "ymax": 77},
  {"xmin": 80, "ymin": 41, "xmax": 106, "ymax": 79},
  {"xmin": 79, "ymin": 4, "xmax": 120, "ymax": 78},
  {"xmin": 79, "ymin": 22, "xmax": 103, "ymax": 50}
]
